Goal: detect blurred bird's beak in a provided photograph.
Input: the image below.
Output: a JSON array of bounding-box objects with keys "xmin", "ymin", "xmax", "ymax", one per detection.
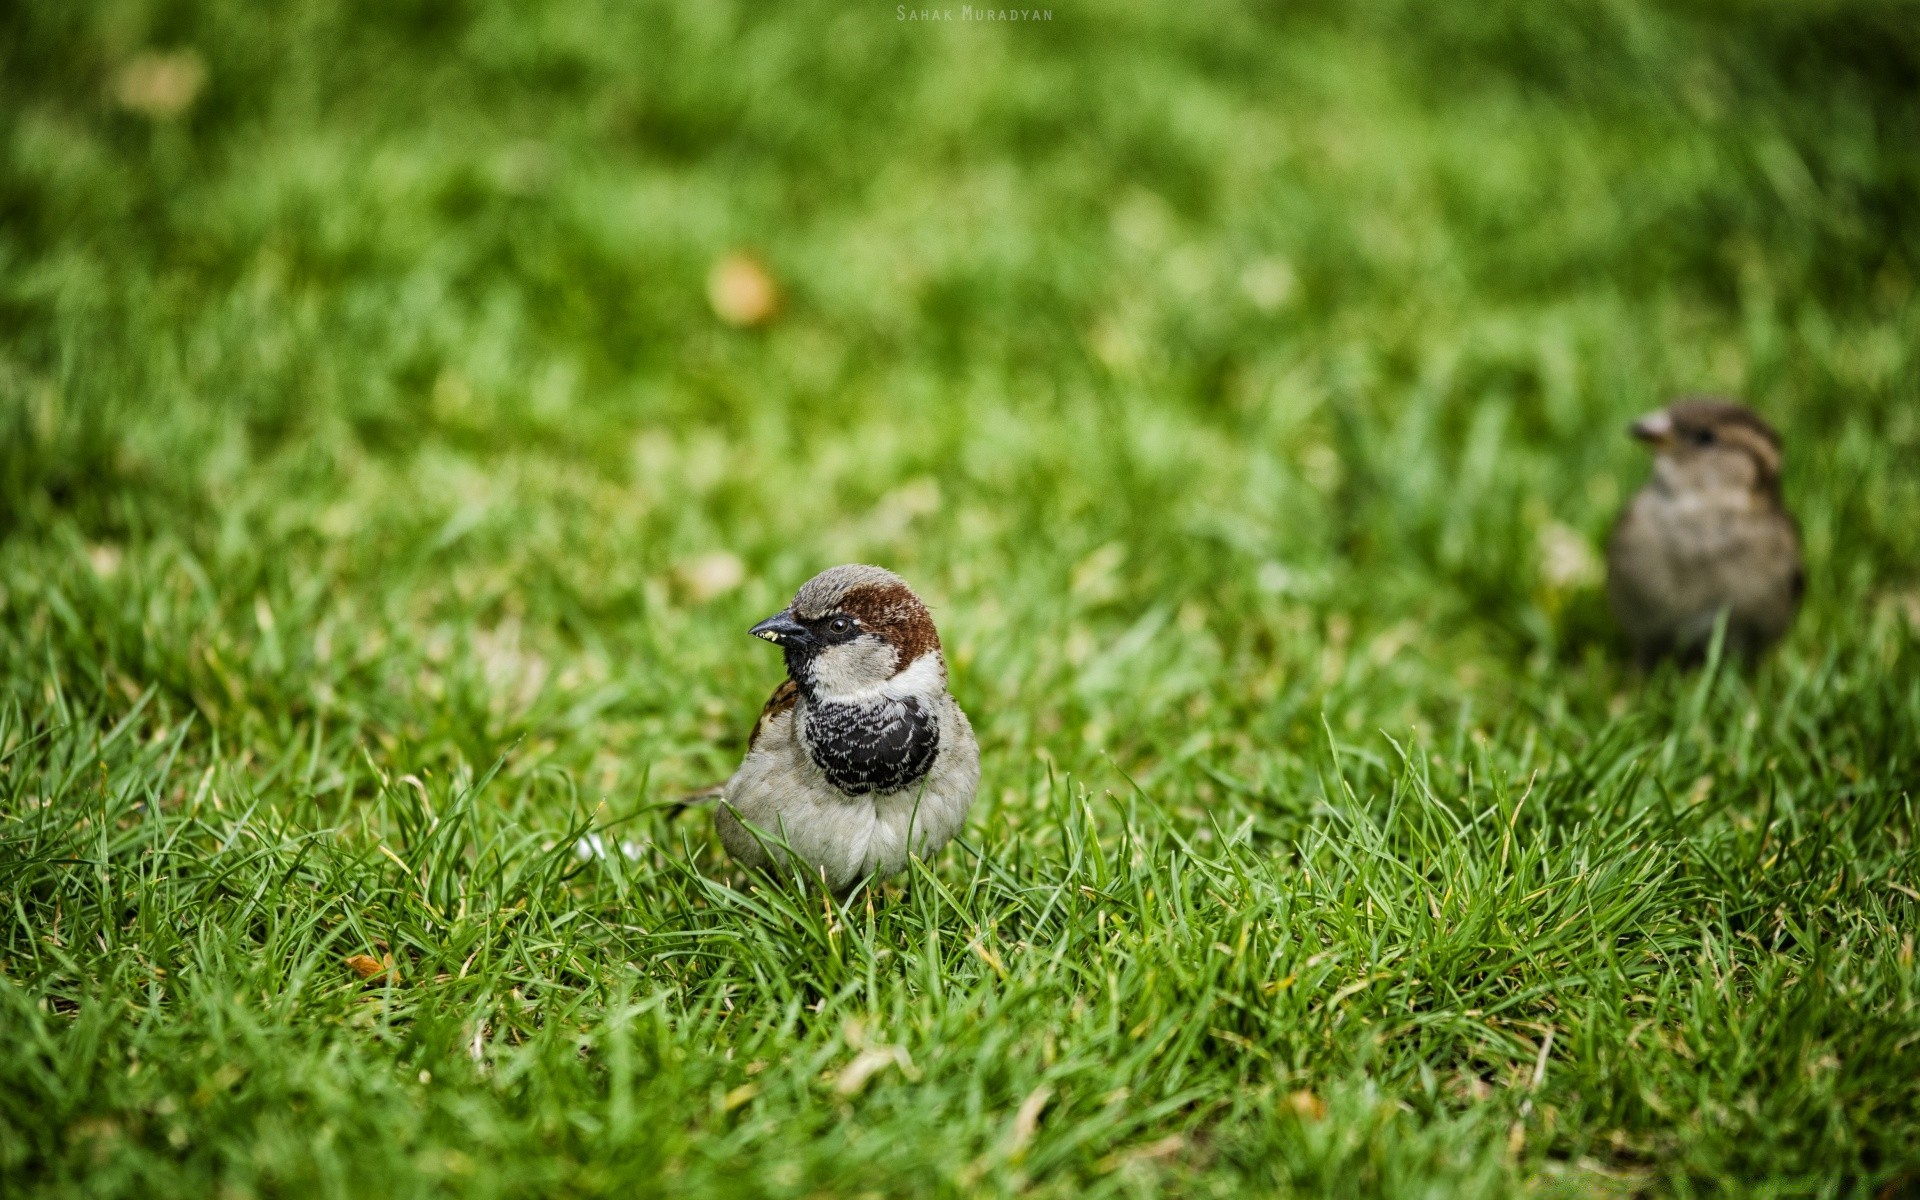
[
  {"xmin": 1629, "ymin": 411, "xmax": 1674, "ymax": 445},
  {"xmin": 749, "ymin": 610, "xmax": 808, "ymax": 645}
]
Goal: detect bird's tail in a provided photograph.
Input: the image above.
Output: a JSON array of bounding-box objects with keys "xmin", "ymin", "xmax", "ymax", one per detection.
[{"xmin": 662, "ymin": 783, "xmax": 725, "ymax": 819}]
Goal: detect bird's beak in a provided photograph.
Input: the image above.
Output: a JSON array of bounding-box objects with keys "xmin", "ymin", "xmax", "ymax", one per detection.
[
  {"xmin": 749, "ymin": 610, "xmax": 809, "ymax": 645},
  {"xmin": 1629, "ymin": 411, "xmax": 1674, "ymax": 445}
]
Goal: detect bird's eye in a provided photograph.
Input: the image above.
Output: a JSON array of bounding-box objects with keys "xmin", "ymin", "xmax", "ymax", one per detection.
[
  {"xmin": 1689, "ymin": 428, "xmax": 1717, "ymax": 447},
  {"xmin": 828, "ymin": 616, "xmax": 852, "ymax": 635}
]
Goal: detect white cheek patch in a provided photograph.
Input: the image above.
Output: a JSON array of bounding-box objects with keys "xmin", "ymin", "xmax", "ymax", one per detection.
[
  {"xmin": 814, "ymin": 648, "xmax": 947, "ymax": 706},
  {"xmin": 810, "ymin": 637, "xmax": 902, "ymax": 699}
]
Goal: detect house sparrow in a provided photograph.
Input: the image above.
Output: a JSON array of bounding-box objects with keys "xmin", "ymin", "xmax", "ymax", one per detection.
[
  {"xmin": 1606, "ymin": 398, "xmax": 1803, "ymax": 662},
  {"xmin": 716, "ymin": 565, "xmax": 979, "ymax": 894}
]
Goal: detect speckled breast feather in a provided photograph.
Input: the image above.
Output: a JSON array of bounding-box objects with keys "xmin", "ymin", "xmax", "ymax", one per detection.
[{"xmin": 803, "ymin": 694, "xmax": 941, "ymax": 795}]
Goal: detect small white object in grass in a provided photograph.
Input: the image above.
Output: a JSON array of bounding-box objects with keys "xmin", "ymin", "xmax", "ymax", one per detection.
[
  {"xmin": 574, "ymin": 835, "xmax": 644, "ymax": 861},
  {"xmin": 114, "ymin": 50, "xmax": 207, "ymax": 120},
  {"xmin": 1256, "ymin": 561, "xmax": 1295, "ymax": 595},
  {"xmin": 677, "ymin": 552, "xmax": 746, "ymax": 602},
  {"xmin": 1240, "ymin": 256, "xmax": 1298, "ymax": 313},
  {"xmin": 1538, "ymin": 521, "xmax": 1602, "ymax": 590},
  {"xmin": 834, "ymin": 1045, "xmax": 917, "ymax": 1096},
  {"xmin": 87, "ymin": 545, "xmax": 123, "ymax": 578},
  {"xmin": 1071, "ymin": 542, "xmax": 1127, "ymax": 602},
  {"xmin": 707, "ymin": 253, "xmax": 779, "ymax": 328}
]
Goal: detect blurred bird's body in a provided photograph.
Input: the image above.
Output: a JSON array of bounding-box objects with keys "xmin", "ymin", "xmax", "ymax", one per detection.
[
  {"xmin": 1607, "ymin": 398, "xmax": 1802, "ymax": 662},
  {"xmin": 717, "ymin": 565, "xmax": 978, "ymax": 894}
]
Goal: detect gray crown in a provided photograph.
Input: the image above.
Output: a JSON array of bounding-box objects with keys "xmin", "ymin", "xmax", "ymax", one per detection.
[{"xmin": 790, "ymin": 564, "xmax": 914, "ymax": 620}]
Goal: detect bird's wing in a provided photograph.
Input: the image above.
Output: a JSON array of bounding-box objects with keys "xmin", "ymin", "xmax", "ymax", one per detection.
[
  {"xmin": 747, "ymin": 678, "xmax": 800, "ymax": 751},
  {"xmin": 667, "ymin": 681, "xmax": 802, "ymax": 817}
]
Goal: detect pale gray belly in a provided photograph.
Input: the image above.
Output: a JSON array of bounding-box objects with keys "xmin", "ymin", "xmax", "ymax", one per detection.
[{"xmin": 719, "ymin": 703, "xmax": 978, "ymax": 892}]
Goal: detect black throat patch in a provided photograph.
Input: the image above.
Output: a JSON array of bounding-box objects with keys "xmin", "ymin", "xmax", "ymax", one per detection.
[{"xmin": 802, "ymin": 695, "xmax": 941, "ymax": 796}]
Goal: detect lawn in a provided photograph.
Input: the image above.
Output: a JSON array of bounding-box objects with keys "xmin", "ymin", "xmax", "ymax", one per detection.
[{"xmin": 3, "ymin": 1, "xmax": 1919, "ymax": 1195}]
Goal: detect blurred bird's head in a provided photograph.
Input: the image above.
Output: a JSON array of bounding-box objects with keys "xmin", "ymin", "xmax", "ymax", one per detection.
[
  {"xmin": 748, "ymin": 565, "xmax": 945, "ymax": 702},
  {"xmin": 1630, "ymin": 397, "xmax": 1784, "ymax": 498}
]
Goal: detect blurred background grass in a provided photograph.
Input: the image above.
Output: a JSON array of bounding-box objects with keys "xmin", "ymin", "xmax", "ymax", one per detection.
[
  {"xmin": 5, "ymin": 1, "xmax": 1917, "ymax": 771},
  {"xmin": 4, "ymin": 1, "xmax": 1918, "ymax": 778},
  {"xmin": 2, "ymin": 0, "xmax": 1919, "ymax": 1195}
]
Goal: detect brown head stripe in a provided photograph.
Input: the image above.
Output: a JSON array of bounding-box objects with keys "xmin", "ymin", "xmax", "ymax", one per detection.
[
  {"xmin": 1667, "ymin": 397, "xmax": 1784, "ymax": 484},
  {"xmin": 1668, "ymin": 397, "xmax": 1782, "ymax": 449},
  {"xmin": 838, "ymin": 582, "xmax": 941, "ymax": 672},
  {"xmin": 1718, "ymin": 423, "xmax": 1783, "ymax": 480}
]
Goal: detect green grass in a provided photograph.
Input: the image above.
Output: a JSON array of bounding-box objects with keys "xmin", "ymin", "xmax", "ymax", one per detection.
[{"xmin": 4, "ymin": 0, "xmax": 1920, "ymax": 1195}]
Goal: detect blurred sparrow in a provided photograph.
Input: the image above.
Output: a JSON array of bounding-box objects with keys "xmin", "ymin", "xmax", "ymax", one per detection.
[
  {"xmin": 717, "ymin": 565, "xmax": 979, "ymax": 894},
  {"xmin": 1606, "ymin": 398, "xmax": 1803, "ymax": 662}
]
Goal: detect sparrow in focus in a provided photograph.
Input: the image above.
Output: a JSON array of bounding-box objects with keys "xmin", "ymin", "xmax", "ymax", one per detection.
[
  {"xmin": 717, "ymin": 565, "xmax": 979, "ymax": 894},
  {"xmin": 1606, "ymin": 397, "xmax": 1803, "ymax": 662}
]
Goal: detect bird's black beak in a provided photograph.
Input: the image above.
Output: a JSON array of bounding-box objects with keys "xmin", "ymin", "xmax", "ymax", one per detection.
[
  {"xmin": 749, "ymin": 610, "xmax": 809, "ymax": 646},
  {"xmin": 1629, "ymin": 411, "xmax": 1674, "ymax": 445}
]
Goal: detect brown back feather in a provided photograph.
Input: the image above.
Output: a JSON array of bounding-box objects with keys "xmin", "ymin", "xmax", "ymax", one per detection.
[{"xmin": 747, "ymin": 678, "xmax": 800, "ymax": 750}]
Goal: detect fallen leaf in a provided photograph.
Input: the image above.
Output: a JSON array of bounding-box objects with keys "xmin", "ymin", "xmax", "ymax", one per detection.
[
  {"xmin": 1004, "ymin": 1085, "xmax": 1053, "ymax": 1156},
  {"xmin": 1097, "ymin": 1134, "xmax": 1185, "ymax": 1173},
  {"xmin": 970, "ymin": 938, "xmax": 1007, "ymax": 977},
  {"xmin": 114, "ymin": 50, "xmax": 206, "ymax": 119},
  {"xmin": 707, "ymin": 253, "xmax": 779, "ymax": 328},
  {"xmin": 834, "ymin": 1045, "xmax": 914, "ymax": 1096},
  {"xmin": 345, "ymin": 954, "xmax": 394, "ymax": 982}
]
